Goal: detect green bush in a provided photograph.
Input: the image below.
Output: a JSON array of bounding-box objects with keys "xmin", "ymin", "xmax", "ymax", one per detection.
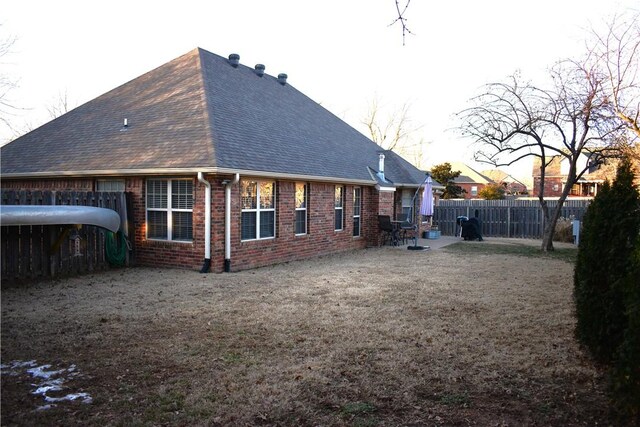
[
  {"xmin": 611, "ymin": 234, "xmax": 640, "ymax": 422},
  {"xmin": 574, "ymin": 157, "xmax": 640, "ymax": 422},
  {"xmin": 574, "ymin": 180, "xmax": 625, "ymax": 361}
]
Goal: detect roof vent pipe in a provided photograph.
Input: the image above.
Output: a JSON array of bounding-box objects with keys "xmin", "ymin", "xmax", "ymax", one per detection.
[
  {"xmin": 378, "ymin": 153, "xmax": 385, "ymax": 181},
  {"xmin": 254, "ymin": 64, "xmax": 265, "ymax": 77},
  {"xmin": 228, "ymin": 53, "xmax": 240, "ymax": 67},
  {"xmin": 277, "ymin": 73, "xmax": 288, "ymax": 85}
]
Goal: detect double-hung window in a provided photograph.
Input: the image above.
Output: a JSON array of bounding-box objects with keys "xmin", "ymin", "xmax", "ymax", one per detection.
[
  {"xmin": 353, "ymin": 187, "xmax": 361, "ymax": 237},
  {"xmin": 241, "ymin": 180, "xmax": 276, "ymax": 240},
  {"xmin": 146, "ymin": 179, "xmax": 193, "ymax": 241},
  {"xmin": 401, "ymin": 189, "xmax": 413, "ymax": 217},
  {"xmin": 294, "ymin": 182, "xmax": 308, "ymax": 235},
  {"xmin": 334, "ymin": 186, "xmax": 344, "ymax": 231}
]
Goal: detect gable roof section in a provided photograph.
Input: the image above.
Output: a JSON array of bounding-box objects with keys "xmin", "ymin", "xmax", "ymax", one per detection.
[
  {"xmin": 482, "ymin": 169, "xmax": 527, "ymax": 187},
  {"xmin": 449, "ymin": 162, "xmax": 494, "ymax": 185},
  {"xmin": 1, "ymin": 48, "xmax": 425, "ymax": 186}
]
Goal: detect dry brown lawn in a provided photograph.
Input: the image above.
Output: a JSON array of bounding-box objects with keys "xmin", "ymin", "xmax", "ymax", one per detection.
[{"xmin": 1, "ymin": 240, "xmax": 610, "ymax": 426}]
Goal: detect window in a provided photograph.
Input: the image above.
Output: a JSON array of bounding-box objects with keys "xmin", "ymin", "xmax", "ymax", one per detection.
[
  {"xmin": 353, "ymin": 187, "xmax": 361, "ymax": 237},
  {"xmin": 401, "ymin": 189, "xmax": 413, "ymax": 217},
  {"xmin": 295, "ymin": 182, "xmax": 307, "ymax": 235},
  {"xmin": 471, "ymin": 186, "xmax": 478, "ymax": 197},
  {"xmin": 241, "ymin": 180, "xmax": 275, "ymax": 240},
  {"xmin": 97, "ymin": 179, "xmax": 125, "ymax": 192},
  {"xmin": 146, "ymin": 179, "xmax": 193, "ymax": 241},
  {"xmin": 334, "ymin": 186, "xmax": 344, "ymax": 231}
]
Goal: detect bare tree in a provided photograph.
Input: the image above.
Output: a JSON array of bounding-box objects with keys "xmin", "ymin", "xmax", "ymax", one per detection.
[
  {"xmin": 588, "ymin": 12, "xmax": 640, "ymax": 139},
  {"xmin": 47, "ymin": 90, "xmax": 72, "ymax": 119},
  {"xmin": 0, "ymin": 30, "xmax": 19, "ymax": 138},
  {"xmin": 363, "ymin": 97, "xmax": 421, "ymax": 151},
  {"xmin": 459, "ymin": 62, "xmax": 627, "ymax": 251},
  {"xmin": 390, "ymin": 0, "xmax": 414, "ymax": 45}
]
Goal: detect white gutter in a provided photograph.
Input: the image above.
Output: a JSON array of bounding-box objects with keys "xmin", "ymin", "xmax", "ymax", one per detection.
[
  {"xmin": 197, "ymin": 172, "xmax": 211, "ymax": 273},
  {"xmin": 2, "ymin": 168, "xmax": 375, "ymax": 185},
  {"xmin": 224, "ymin": 173, "xmax": 240, "ymax": 272}
]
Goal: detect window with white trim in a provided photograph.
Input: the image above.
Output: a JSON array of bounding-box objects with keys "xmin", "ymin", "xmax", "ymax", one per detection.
[
  {"xmin": 241, "ymin": 180, "xmax": 276, "ymax": 240},
  {"xmin": 146, "ymin": 179, "xmax": 193, "ymax": 241},
  {"xmin": 471, "ymin": 186, "xmax": 478, "ymax": 197},
  {"xmin": 334, "ymin": 186, "xmax": 344, "ymax": 231},
  {"xmin": 401, "ymin": 189, "xmax": 413, "ymax": 217},
  {"xmin": 295, "ymin": 182, "xmax": 307, "ymax": 235},
  {"xmin": 353, "ymin": 187, "xmax": 361, "ymax": 237}
]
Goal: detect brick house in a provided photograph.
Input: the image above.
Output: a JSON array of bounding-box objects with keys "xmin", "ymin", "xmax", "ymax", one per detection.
[
  {"xmin": 531, "ymin": 154, "xmax": 611, "ymax": 198},
  {"xmin": 481, "ymin": 169, "xmax": 529, "ymax": 196},
  {"xmin": 1, "ymin": 48, "xmax": 431, "ymax": 273},
  {"xmin": 449, "ymin": 162, "xmax": 494, "ymax": 199}
]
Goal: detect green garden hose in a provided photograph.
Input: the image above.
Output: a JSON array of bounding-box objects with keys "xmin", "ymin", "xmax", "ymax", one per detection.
[{"xmin": 105, "ymin": 231, "xmax": 127, "ymax": 266}]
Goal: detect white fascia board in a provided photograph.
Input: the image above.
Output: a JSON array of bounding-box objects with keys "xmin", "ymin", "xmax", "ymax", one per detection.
[{"xmin": 2, "ymin": 167, "xmax": 377, "ymax": 186}]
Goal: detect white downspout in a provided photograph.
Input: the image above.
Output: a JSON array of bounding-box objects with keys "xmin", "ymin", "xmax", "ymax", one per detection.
[
  {"xmin": 197, "ymin": 172, "xmax": 211, "ymax": 273},
  {"xmin": 224, "ymin": 173, "xmax": 240, "ymax": 272}
]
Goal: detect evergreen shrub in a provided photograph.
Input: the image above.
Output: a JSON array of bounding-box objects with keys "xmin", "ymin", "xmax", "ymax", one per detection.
[{"xmin": 574, "ymin": 158, "xmax": 640, "ymax": 421}]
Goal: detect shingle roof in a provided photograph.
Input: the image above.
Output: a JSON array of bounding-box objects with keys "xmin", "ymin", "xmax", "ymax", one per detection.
[
  {"xmin": 1, "ymin": 48, "xmax": 425, "ymax": 186},
  {"xmin": 449, "ymin": 162, "xmax": 494, "ymax": 185}
]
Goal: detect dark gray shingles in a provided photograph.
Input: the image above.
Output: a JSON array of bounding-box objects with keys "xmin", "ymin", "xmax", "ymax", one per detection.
[
  {"xmin": 198, "ymin": 49, "xmax": 425, "ymax": 184},
  {"xmin": 2, "ymin": 49, "xmax": 213, "ymax": 174},
  {"xmin": 2, "ymin": 47, "xmax": 425, "ymax": 186}
]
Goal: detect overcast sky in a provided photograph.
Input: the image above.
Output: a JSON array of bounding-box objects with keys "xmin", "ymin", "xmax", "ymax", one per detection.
[{"xmin": 2, "ymin": 0, "xmax": 638, "ymax": 181}]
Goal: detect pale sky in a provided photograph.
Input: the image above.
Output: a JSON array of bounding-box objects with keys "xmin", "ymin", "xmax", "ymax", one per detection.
[{"xmin": 2, "ymin": 0, "xmax": 638, "ymax": 182}]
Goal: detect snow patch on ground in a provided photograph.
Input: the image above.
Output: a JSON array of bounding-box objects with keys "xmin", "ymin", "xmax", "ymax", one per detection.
[{"xmin": 1, "ymin": 360, "xmax": 92, "ymax": 410}]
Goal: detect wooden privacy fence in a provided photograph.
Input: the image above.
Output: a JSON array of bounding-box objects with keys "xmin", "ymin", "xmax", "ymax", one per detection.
[
  {"xmin": 1, "ymin": 190, "xmax": 129, "ymax": 285},
  {"xmin": 432, "ymin": 199, "xmax": 591, "ymax": 239}
]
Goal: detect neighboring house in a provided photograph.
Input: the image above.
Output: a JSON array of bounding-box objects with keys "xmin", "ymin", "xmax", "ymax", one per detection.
[
  {"xmin": 1, "ymin": 48, "xmax": 429, "ymax": 273},
  {"xmin": 481, "ymin": 169, "xmax": 528, "ymax": 196},
  {"xmin": 449, "ymin": 162, "xmax": 494, "ymax": 199},
  {"xmin": 531, "ymin": 154, "xmax": 614, "ymax": 198}
]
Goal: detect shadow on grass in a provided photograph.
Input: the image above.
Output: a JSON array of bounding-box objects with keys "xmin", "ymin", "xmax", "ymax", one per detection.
[{"xmin": 444, "ymin": 241, "xmax": 578, "ymax": 264}]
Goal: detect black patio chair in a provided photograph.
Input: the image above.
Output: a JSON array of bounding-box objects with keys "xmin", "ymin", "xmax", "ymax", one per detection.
[{"xmin": 396, "ymin": 213, "xmax": 417, "ymax": 245}]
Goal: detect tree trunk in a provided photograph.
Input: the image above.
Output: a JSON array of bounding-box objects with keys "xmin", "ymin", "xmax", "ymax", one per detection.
[
  {"xmin": 541, "ymin": 221, "xmax": 555, "ymax": 252},
  {"xmin": 539, "ymin": 200, "xmax": 554, "ymax": 251},
  {"xmin": 540, "ymin": 193, "xmax": 570, "ymax": 252}
]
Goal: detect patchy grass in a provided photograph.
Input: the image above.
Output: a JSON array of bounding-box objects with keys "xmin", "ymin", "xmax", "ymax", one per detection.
[
  {"xmin": 2, "ymin": 241, "xmax": 609, "ymax": 426},
  {"xmin": 445, "ymin": 240, "xmax": 578, "ymax": 264},
  {"xmin": 439, "ymin": 392, "xmax": 471, "ymax": 407}
]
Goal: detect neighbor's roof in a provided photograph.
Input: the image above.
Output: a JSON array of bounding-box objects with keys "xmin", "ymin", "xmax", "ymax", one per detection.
[
  {"xmin": 1, "ymin": 48, "xmax": 425, "ymax": 186},
  {"xmin": 481, "ymin": 169, "xmax": 527, "ymax": 187},
  {"xmin": 449, "ymin": 162, "xmax": 494, "ymax": 185}
]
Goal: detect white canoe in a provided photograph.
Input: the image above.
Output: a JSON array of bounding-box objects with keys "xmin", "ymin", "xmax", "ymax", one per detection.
[{"xmin": 0, "ymin": 205, "xmax": 120, "ymax": 233}]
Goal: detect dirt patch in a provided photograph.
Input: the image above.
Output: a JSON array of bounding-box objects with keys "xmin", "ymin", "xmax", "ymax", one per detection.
[{"xmin": 1, "ymin": 241, "xmax": 610, "ymax": 426}]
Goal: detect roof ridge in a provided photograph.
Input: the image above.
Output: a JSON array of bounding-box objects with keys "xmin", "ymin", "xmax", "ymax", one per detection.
[
  {"xmin": 451, "ymin": 162, "xmax": 494, "ymax": 184},
  {"xmin": 195, "ymin": 48, "xmax": 217, "ymax": 166}
]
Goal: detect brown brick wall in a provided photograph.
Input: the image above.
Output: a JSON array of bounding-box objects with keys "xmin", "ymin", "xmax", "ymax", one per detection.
[
  {"xmin": 458, "ymin": 183, "xmax": 486, "ymax": 199},
  {"xmin": 127, "ymin": 177, "xmax": 206, "ymax": 271},
  {"xmin": 228, "ymin": 180, "xmax": 372, "ymax": 272},
  {"xmin": 3, "ymin": 175, "xmax": 393, "ymax": 272},
  {"xmin": 532, "ymin": 177, "xmax": 564, "ymax": 197}
]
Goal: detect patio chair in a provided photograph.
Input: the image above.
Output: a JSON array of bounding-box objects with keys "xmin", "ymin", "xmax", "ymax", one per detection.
[
  {"xmin": 397, "ymin": 213, "xmax": 418, "ymax": 245},
  {"xmin": 378, "ymin": 215, "xmax": 398, "ymax": 246}
]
